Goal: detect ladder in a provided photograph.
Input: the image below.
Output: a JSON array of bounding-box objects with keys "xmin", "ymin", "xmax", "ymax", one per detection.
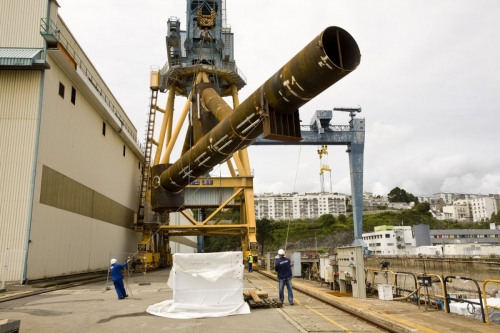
[{"xmin": 137, "ymin": 88, "xmax": 158, "ymax": 224}]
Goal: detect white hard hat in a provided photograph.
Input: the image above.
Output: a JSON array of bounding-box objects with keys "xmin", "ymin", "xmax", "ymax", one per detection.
[
  {"xmin": 110, "ymin": 258, "xmax": 117, "ymax": 265},
  {"xmin": 278, "ymin": 249, "xmax": 285, "ymax": 256}
]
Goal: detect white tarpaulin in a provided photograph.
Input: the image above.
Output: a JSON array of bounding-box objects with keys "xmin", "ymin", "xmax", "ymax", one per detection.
[
  {"xmin": 449, "ymin": 298, "xmax": 500, "ymax": 323},
  {"xmin": 147, "ymin": 251, "xmax": 250, "ymax": 319}
]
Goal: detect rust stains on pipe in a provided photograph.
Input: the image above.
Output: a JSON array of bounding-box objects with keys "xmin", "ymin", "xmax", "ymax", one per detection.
[{"xmin": 159, "ymin": 26, "xmax": 361, "ymax": 193}]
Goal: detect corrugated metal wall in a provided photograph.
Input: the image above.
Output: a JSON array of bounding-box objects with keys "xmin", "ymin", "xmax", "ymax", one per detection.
[
  {"xmin": 55, "ymin": 17, "xmax": 138, "ymax": 139},
  {"xmin": 0, "ymin": 70, "xmax": 42, "ymax": 282},
  {"xmin": 0, "ymin": 0, "xmax": 47, "ymax": 48},
  {"xmin": 184, "ymin": 188, "xmax": 235, "ymax": 206},
  {"xmin": 27, "ymin": 202, "xmax": 140, "ymax": 278},
  {"xmin": 37, "ymin": 55, "xmax": 142, "ymax": 209},
  {"xmin": 1, "ymin": 1, "xmax": 145, "ymax": 281},
  {"xmin": 24, "ymin": 53, "xmax": 143, "ymax": 280}
]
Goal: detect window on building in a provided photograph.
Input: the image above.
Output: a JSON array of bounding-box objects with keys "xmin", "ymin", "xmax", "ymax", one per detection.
[
  {"xmin": 71, "ymin": 87, "xmax": 76, "ymax": 104},
  {"xmin": 138, "ymin": 162, "xmax": 141, "ymax": 170},
  {"xmin": 385, "ymin": 234, "xmax": 390, "ymax": 238},
  {"xmin": 102, "ymin": 122, "xmax": 106, "ymax": 136},
  {"xmin": 59, "ymin": 82, "xmax": 65, "ymax": 98}
]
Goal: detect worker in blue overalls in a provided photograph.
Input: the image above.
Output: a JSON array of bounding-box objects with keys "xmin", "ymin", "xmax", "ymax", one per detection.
[{"xmin": 110, "ymin": 258, "xmax": 130, "ymax": 299}]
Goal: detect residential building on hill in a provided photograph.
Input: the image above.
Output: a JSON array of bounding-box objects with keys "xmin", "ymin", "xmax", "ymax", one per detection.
[
  {"xmin": 470, "ymin": 196, "xmax": 498, "ymax": 222},
  {"xmin": 254, "ymin": 192, "xmax": 346, "ymax": 220}
]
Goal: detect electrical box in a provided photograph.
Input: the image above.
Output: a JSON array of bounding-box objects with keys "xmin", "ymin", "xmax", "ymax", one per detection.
[
  {"xmin": 336, "ymin": 246, "xmax": 366, "ymax": 299},
  {"xmin": 418, "ymin": 275, "xmax": 432, "ymax": 286},
  {"xmin": 292, "ymin": 252, "xmax": 302, "ymax": 277}
]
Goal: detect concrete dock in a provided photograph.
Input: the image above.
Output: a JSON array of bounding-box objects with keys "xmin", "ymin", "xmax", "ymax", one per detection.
[{"xmin": 1, "ymin": 269, "xmax": 499, "ymax": 333}]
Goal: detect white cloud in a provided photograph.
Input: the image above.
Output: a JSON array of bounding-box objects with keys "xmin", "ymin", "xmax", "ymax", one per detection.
[{"xmin": 56, "ymin": 0, "xmax": 500, "ymax": 197}]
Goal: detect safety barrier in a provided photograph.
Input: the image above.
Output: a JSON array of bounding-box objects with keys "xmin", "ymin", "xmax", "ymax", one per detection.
[
  {"xmin": 481, "ymin": 279, "xmax": 500, "ymax": 324},
  {"xmin": 443, "ymin": 276, "xmax": 485, "ymax": 323}
]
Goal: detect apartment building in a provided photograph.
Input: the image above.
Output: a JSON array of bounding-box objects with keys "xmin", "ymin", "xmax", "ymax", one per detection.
[
  {"xmin": 470, "ymin": 196, "xmax": 498, "ymax": 222},
  {"xmin": 254, "ymin": 192, "xmax": 346, "ymax": 220}
]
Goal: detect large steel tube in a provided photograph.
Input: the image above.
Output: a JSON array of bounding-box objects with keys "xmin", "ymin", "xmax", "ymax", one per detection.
[{"xmin": 158, "ymin": 26, "xmax": 360, "ymax": 193}]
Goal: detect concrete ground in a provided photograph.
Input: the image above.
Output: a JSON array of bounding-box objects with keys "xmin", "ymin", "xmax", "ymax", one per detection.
[
  {"xmin": 1, "ymin": 269, "xmax": 300, "ymax": 333},
  {"xmin": 1, "ymin": 268, "xmax": 499, "ymax": 333}
]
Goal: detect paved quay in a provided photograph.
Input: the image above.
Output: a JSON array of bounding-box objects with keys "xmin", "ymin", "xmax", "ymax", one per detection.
[
  {"xmin": 258, "ymin": 270, "xmax": 500, "ymax": 333},
  {"xmin": 0, "ymin": 268, "xmax": 499, "ymax": 333}
]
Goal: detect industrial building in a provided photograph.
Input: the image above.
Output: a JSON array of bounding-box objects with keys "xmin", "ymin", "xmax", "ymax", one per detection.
[
  {"xmin": 362, "ymin": 225, "xmax": 418, "ymax": 255},
  {"xmin": 430, "ymin": 226, "xmax": 500, "ymax": 245},
  {"xmin": 0, "ymin": 0, "xmax": 178, "ymax": 282},
  {"xmin": 254, "ymin": 192, "xmax": 347, "ymax": 220},
  {"xmin": 362, "ymin": 223, "xmax": 500, "ymax": 256}
]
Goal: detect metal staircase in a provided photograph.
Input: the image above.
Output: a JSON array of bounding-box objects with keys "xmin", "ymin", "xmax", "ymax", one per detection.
[{"xmin": 137, "ymin": 88, "xmax": 159, "ymax": 225}]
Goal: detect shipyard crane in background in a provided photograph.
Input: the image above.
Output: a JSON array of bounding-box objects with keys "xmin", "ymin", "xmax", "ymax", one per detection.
[
  {"xmin": 133, "ymin": 0, "xmax": 361, "ymax": 270},
  {"xmin": 317, "ymin": 145, "xmax": 332, "ymax": 193}
]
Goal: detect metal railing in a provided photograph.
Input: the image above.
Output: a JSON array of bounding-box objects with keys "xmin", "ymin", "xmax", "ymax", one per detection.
[
  {"xmin": 481, "ymin": 279, "xmax": 500, "ymax": 324},
  {"xmin": 301, "ymin": 124, "xmax": 352, "ymax": 132},
  {"xmin": 160, "ymin": 58, "xmax": 247, "ymax": 84},
  {"xmin": 40, "ymin": 18, "xmax": 144, "ymax": 153}
]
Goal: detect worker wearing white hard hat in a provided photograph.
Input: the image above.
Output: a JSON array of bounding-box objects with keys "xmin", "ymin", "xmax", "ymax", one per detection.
[
  {"xmin": 274, "ymin": 249, "xmax": 294, "ymax": 305},
  {"xmin": 110, "ymin": 258, "xmax": 130, "ymax": 299}
]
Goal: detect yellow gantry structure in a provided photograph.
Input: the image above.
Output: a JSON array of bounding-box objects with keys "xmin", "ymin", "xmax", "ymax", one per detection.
[{"xmin": 134, "ymin": 1, "xmax": 361, "ymax": 269}]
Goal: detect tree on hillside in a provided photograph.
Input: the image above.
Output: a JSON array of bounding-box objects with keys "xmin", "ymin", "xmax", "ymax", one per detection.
[
  {"xmin": 256, "ymin": 218, "xmax": 275, "ymax": 255},
  {"xmin": 491, "ymin": 210, "xmax": 500, "ymax": 223},
  {"xmin": 318, "ymin": 214, "xmax": 336, "ymax": 227},
  {"xmin": 388, "ymin": 187, "xmax": 419, "ymax": 204},
  {"xmin": 337, "ymin": 214, "xmax": 347, "ymax": 223},
  {"xmin": 414, "ymin": 203, "xmax": 430, "ymax": 213}
]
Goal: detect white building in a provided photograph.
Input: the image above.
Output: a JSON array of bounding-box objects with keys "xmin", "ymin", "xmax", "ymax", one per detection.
[
  {"xmin": 1, "ymin": 1, "xmax": 145, "ymax": 282},
  {"xmin": 362, "ymin": 226, "xmax": 416, "ymax": 255},
  {"xmin": 363, "ymin": 192, "xmax": 389, "ymax": 209},
  {"xmin": 254, "ymin": 192, "xmax": 346, "ymax": 220},
  {"xmin": 430, "ymin": 228, "xmax": 500, "ymax": 245},
  {"xmin": 442, "ymin": 243, "xmax": 500, "ymax": 257},
  {"xmin": 417, "ymin": 196, "xmax": 432, "ymax": 203},
  {"xmin": 433, "ymin": 192, "xmax": 457, "ymax": 205},
  {"xmin": 442, "ymin": 200, "xmax": 472, "ymax": 222},
  {"xmin": 387, "ymin": 202, "xmax": 411, "ymax": 210},
  {"xmin": 470, "ymin": 196, "xmax": 498, "ymax": 222}
]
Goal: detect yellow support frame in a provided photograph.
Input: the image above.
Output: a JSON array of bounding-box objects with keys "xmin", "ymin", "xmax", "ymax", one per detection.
[{"xmin": 146, "ymin": 73, "xmax": 257, "ymax": 253}]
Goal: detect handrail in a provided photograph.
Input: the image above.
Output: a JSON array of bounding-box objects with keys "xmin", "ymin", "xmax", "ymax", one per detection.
[
  {"xmin": 395, "ymin": 271, "xmax": 418, "ymax": 295},
  {"xmin": 481, "ymin": 279, "xmax": 500, "ymax": 324},
  {"xmin": 40, "ymin": 18, "xmax": 145, "ymax": 153},
  {"xmin": 416, "ymin": 273, "xmax": 448, "ymax": 313},
  {"xmin": 366, "ymin": 268, "xmax": 396, "ymax": 293},
  {"xmin": 443, "ymin": 275, "xmax": 485, "ymax": 323}
]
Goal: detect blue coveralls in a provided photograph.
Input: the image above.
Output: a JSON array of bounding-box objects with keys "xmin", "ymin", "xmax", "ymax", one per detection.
[
  {"xmin": 110, "ymin": 262, "xmax": 128, "ymax": 299},
  {"xmin": 275, "ymin": 256, "xmax": 294, "ymax": 305}
]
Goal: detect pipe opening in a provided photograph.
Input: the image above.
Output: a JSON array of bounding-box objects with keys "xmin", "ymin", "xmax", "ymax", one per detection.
[{"xmin": 322, "ymin": 27, "xmax": 361, "ymax": 71}]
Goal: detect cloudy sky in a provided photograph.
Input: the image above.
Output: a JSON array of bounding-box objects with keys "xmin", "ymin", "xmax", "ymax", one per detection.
[{"xmin": 57, "ymin": 0, "xmax": 500, "ymax": 197}]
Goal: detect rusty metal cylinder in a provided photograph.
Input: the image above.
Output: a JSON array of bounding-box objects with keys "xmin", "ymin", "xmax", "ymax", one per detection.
[{"xmin": 159, "ymin": 26, "xmax": 360, "ymax": 193}]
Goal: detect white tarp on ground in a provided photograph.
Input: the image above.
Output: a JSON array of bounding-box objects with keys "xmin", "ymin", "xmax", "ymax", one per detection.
[
  {"xmin": 449, "ymin": 298, "xmax": 500, "ymax": 323},
  {"xmin": 147, "ymin": 251, "xmax": 250, "ymax": 319}
]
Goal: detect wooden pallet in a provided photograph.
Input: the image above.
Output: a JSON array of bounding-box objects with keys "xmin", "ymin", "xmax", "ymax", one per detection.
[{"xmin": 244, "ymin": 289, "xmax": 282, "ymax": 308}]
